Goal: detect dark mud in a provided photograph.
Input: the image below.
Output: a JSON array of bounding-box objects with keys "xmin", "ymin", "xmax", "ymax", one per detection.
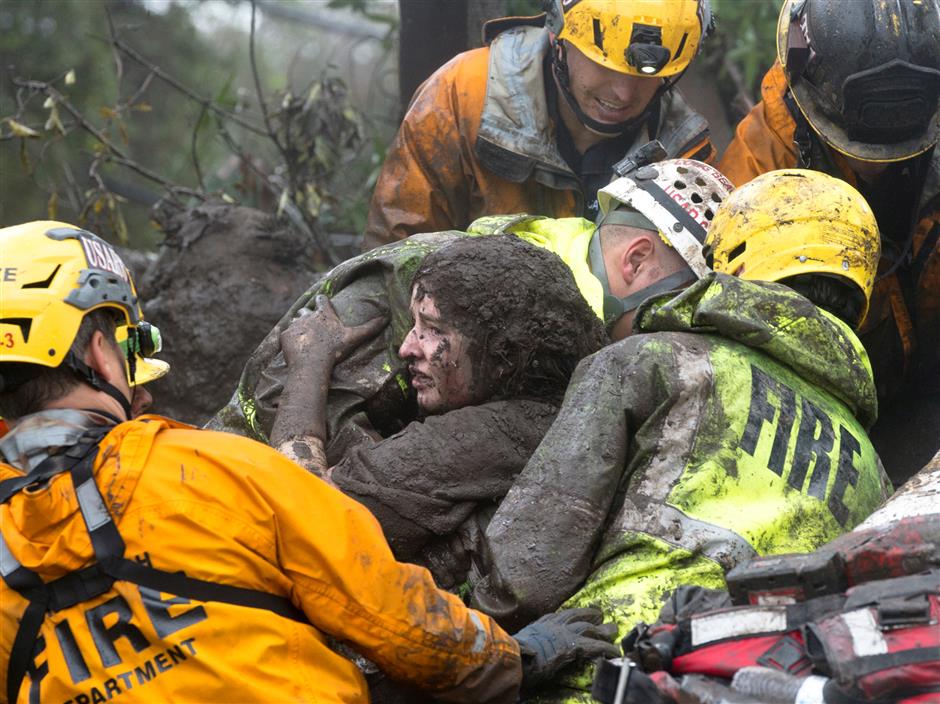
[
  {"xmin": 138, "ymin": 203, "xmax": 321, "ymax": 424},
  {"xmin": 412, "ymin": 234, "xmax": 608, "ymax": 404}
]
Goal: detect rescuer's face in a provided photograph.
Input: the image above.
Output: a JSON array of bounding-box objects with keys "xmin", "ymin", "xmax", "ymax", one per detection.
[
  {"xmin": 564, "ymin": 41, "xmax": 661, "ymax": 125},
  {"xmin": 399, "ymin": 289, "xmax": 481, "ymax": 415}
]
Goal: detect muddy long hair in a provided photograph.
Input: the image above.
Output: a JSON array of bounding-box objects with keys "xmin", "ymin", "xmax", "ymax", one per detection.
[{"xmin": 411, "ymin": 235, "xmax": 608, "ymax": 404}]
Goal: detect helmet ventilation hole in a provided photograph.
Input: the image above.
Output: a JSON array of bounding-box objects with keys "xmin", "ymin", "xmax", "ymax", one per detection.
[
  {"xmin": 691, "ymin": 192, "xmax": 703, "ymax": 203},
  {"xmin": 705, "ymin": 209, "xmax": 714, "ymax": 221},
  {"xmin": 695, "ymin": 177, "xmax": 707, "ymax": 187},
  {"xmin": 674, "ymin": 180, "xmax": 686, "ymax": 189},
  {"xmin": 711, "ymin": 193, "xmax": 723, "ymax": 203},
  {"xmin": 676, "ymin": 166, "xmax": 688, "ymax": 174},
  {"xmin": 729, "ymin": 241, "xmax": 746, "ymax": 260}
]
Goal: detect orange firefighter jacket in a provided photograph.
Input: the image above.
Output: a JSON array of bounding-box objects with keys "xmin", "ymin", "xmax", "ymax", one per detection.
[
  {"xmin": 720, "ymin": 61, "xmax": 940, "ymax": 402},
  {"xmin": 364, "ymin": 23, "xmax": 715, "ymax": 250},
  {"xmin": 0, "ymin": 415, "xmax": 520, "ymax": 703}
]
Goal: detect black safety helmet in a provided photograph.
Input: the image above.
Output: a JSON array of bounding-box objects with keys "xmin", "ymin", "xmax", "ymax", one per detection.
[{"xmin": 778, "ymin": 0, "xmax": 940, "ymax": 162}]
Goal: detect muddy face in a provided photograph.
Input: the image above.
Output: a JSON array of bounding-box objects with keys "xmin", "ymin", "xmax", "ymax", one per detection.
[
  {"xmin": 563, "ymin": 41, "xmax": 662, "ymax": 125},
  {"xmin": 399, "ymin": 289, "xmax": 483, "ymax": 415}
]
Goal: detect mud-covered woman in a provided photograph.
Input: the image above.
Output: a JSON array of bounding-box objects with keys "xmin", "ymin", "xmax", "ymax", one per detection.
[{"xmin": 269, "ymin": 235, "xmax": 607, "ymax": 589}]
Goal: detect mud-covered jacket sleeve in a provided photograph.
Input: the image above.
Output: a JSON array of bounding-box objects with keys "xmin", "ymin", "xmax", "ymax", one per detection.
[
  {"xmin": 252, "ymin": 442, "xmax": 523, "ymax": 702},
  {"xmin": 331, "ymin": 401, "xmax": 557, "ymax": 570},
  {"xmin": 364, "ymin": 59, "xmax": 476, "ymax": 249},
  {"xmin": 207, "ymin": 267, "xmax": 412, "ymax": 461},
  {"xmin": 471, "ymin": 344, "xmax": 658, "ymax": 630},
  {"xmin": 718, "ymin": 61, "xmax": 798, "ymax": 187}
]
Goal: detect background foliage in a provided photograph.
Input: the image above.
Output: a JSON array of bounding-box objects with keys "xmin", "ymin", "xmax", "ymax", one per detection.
[{"xmin": 1, "ymin": 0, "xmax": 778, "ymax": 252}]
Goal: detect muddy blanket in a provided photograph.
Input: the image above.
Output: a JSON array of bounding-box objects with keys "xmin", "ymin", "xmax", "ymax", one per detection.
[
  {"xmin": 332, "ymin": 398, "xmax": 558, "ymax": 588},
  {"xmin": 207, "ymin": 231, "xmax": 463, "ymax": 462}
]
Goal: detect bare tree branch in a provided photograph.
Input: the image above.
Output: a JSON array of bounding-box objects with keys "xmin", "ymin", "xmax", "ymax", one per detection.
[
  {"xmin": 249, "ymin": 1, "xmax": 286, "ymax": 156},
  {"xmin": 12, "ymin": 78, "xmax": 206, "ymax": 202},
  {"xmin": 105, "ymin": 5, "xmax": 125, "ymax": 101},
  {"xmin": 214, "ymin": 118, "xmax": 270, "ymax": 194},
  {"xmin": 105, "ymin": 36, "xmax": 269, "ymax": 137},
  {"xmin": 122, "ymin": 70, "xmax": 155, "ymax": 111},
  {"xmin": 191, "ymin": 104, "xmax": 208, "ymax": 191}
]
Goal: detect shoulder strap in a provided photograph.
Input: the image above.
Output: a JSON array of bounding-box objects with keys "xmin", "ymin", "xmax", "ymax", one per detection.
[{"xmin": 0, "ymin": 426, "xmax": 110, "ymax": 504}]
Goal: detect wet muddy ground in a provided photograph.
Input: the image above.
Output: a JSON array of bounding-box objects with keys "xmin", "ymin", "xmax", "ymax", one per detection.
[{"xmin": 136, "ymin": 203, "xmax": 321, "ymax": 425}]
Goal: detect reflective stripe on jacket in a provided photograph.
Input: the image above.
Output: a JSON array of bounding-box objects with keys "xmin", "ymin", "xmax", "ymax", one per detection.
[
  {"xmin": 472, "ymin": 274, "xmax": 892, "ymax": 699},
  {"xmin": 0, "ymin": 415, "xmax": 520, "ymax": 703},
  {"xmin": 720, "ymin": 61, "xmax": 940, "ymax": 402},
  {"xmin": 364, "ymin": 24, "xmax": 714, "ymax": 250}
]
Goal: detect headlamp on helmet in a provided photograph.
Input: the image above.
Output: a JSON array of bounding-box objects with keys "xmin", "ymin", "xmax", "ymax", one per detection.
[{"xmin": 626, "ymin": 25, "xmax": 671, "ymax": 75}]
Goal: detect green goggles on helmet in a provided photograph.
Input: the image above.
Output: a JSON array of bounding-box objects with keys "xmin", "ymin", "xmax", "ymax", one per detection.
[{"xmin": 118, "ymin": 321, "xmax": 162, "ymax": 359}]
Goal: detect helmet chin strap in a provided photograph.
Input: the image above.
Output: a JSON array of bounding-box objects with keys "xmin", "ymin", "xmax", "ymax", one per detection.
[
  {"xmin": 64, "ymin": 351, "xmax": 132, "ymax": 421},
  {"xmin": 588, "ymin": 228, "xmax": 695, "ymax": 326},
  {"xmin": 551, "ymin": 39, "xmax": 667, "ymax": 138}
]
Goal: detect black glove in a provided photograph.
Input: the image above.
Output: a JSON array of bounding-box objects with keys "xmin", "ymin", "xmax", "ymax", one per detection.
[{"xmin": 513, "ymin": 607, "xmax": 621, "ymax": 688}]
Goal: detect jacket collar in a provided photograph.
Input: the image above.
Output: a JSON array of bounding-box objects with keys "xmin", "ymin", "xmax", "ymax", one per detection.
[
  {"xmin": 635, "ymin": 273, "xmax": 879, "ymax": 428},
  {"xmin": 0, "ymin": 409, "xmax": 114, "ymax": 472}
]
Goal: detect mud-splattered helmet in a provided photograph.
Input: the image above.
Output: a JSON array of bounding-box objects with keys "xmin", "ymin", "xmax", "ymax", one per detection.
[{"xmin": 705, "ymin": 169, "xmax": 880, "ymax": 327}]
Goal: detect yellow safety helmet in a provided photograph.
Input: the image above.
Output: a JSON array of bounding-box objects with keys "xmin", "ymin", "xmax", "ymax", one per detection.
[
  {"xmin": 0, "ymin": 221, "xmax": 168, "ymax": 393},
  {"xmin": 545, "ymin": 0, "xmax": 712, "ymax": 77},
  {"xmin": 704, "ymin": 170, "xmax": 880, "ymax": 327}
]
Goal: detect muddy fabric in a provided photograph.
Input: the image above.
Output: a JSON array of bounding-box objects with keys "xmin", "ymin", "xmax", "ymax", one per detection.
[
  {"xmin": 207, "ymin": 222, "xmax": 599, "ymax": 587},
  {"xmin": 472, "ymin": 273, "xmax": 892, "ymax": 700},
  {"xmin": 332, "ymin": 399, "xmax": 558, "ymax": 588},
  {"xmin": 208, "ymin": 216, "xmax": 603, "ymax": 461},
  {"xmin": 719, "ymin": 61, "xmax": 940, "ymax": 420},
  {"xmin": 208, "ymin": 231, "xmax": 463, "ymax": 460},
  {"xmin": 364, "ymin": 23, "xmax": 714, "ymax": 250}
]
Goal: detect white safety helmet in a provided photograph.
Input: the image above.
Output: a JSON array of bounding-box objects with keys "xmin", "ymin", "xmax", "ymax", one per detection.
[{"xmin": 590, "ymin": 158, "xmax": 733, "ymax": 324}]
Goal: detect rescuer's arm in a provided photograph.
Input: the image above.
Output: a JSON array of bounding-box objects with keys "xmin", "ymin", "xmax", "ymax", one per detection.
[
  {"xmin": 471, "ymin": 346, "xmax": 641, "ymax": 630},
  {"xmin": 270, "ymin": 295, "xmax": 386, "ymax": 477},
  {"xmin": 363, "ymin": 69, "xmax": 473, "ymax": 249},
  {"xmin": 261, "ymin": 449, "xmax": 618, "ymax": 701},
  {"xmin": 330, "ymin": 399, "xmax": 557, "ymax": 564}
]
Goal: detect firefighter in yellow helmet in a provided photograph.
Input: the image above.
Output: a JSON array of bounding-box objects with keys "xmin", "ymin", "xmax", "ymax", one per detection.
[
  {"xmin": 719, "ymin": 0, "xmax": 940, "ymax": 483},
  {"xmin": 471, "ymin": 170, "xmax": 890, "ymax": 702},
  {"xmin": 0, "ymin": 222, "xmax": 618, "ymax": 703},
  {"xmin": 706, "ymin": 169, "xmax": 881, "ymax": 328},
  {"xmin": 365, "ymin": 0, "xmax": 717, "ymax": 249}
]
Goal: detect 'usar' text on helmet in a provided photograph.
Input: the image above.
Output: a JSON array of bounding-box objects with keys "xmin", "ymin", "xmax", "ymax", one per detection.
[{"xmin": 0, "ymin": 221, "xmax": 168, "ymax": 406}]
